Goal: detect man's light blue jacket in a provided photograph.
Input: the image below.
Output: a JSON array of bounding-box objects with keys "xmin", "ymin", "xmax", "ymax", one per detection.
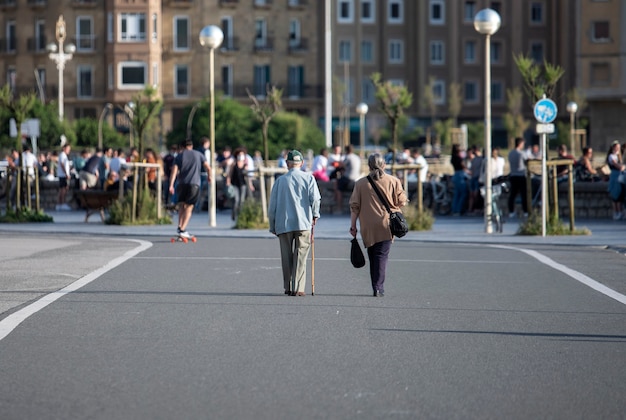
[{"xmin": 269, "ymin": 168, "xmax": 321, "ymax": 235}]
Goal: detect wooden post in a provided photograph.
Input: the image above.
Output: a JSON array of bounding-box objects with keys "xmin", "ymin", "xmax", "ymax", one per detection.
[
  {"xmin": 526, "ymin": 166, "xmax": 533, "ymax": 215},
  {"xmin": 568, "ymin": 163, "xmax": 575, "ymax": 231},
  {"xmin": 259, "ymin": 168, "xmax": 268, "ymax": 223},
  {"xmin": 16, "ymin": 166, "xmax": 21, "ymax": 211},
  {"xmin": 35, "ymin": 168, "xmax": 40, "ymax": 212},
  {"xmin": 132, "ymin": 165, "xmax": 138, "ymax": 223},
  {"xmin": 417, "ymin": 170, "xmax": 423, "ymax": 213},
  {"xmin": 156, "ymin": 166, "xmax": 162, "ymax": 220},
  {"xmin": 551, "ymin": 164, "xmax": 558, "ymax": 220}
]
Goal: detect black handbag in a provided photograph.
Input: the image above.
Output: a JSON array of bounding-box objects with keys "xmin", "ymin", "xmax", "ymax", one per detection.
[
  {"xmin": 350, "ymin": 238, "xmax": 366, "ymax": 268},
  {"xmin": 367, "ymin": 176, "xmax": 409, "ymax": 238}
]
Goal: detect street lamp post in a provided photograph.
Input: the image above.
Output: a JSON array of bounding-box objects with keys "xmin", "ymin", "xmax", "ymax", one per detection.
[
  {"xmin": 98, "ymin": 103, "xmax": 113, "ymax": 150},
  {"xmin": 356, "ymin": 102, "xmax": 368, "ymax": 159},
  {"xmin": 125, "ymin": 101, "xmax": 135, "ymax": 148},
  {"xmin": 474, "ymin": 8, "xmax": 501, "ymax": 234},
  {"xmin": 199, "ymin": 25, "xmax": 224, "ymax": 227},
  {"xmin": 567, "ymin": 101, "xmax": 578, "ymax": 156},
  {"xmin": 47, "ymin": 15, "xmax": 75, "ymax": 122}
]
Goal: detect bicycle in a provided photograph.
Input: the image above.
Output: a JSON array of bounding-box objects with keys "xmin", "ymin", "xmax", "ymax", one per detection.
[
  {"xmin": 480, "ymin": 179, "xmax": 509, "ymax": 233},
  {"xmin": 421, "ymin": 174, "xmax": 452, "ymax": 216}
]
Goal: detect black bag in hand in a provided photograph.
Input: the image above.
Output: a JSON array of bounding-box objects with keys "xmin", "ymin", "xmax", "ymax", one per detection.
[{"xmin": 350, "ymin": 238, "xmax": 366, "ymax": 268}]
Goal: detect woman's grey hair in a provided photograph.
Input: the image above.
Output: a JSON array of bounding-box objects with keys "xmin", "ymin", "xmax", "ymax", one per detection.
[{"xmin": 368, "ymin": 153, "xmax": 386, "ymax": 180}]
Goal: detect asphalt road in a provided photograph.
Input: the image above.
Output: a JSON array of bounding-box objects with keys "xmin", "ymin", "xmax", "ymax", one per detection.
[{"xmin": 0, "ymin": 235, "xmax": 625, "ymax": 419}]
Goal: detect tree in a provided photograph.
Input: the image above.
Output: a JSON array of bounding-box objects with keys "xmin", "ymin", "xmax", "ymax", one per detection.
[
  {"xmin": 371, "ymin": 72, "xmax": 413, "ymax": 163},
  {"xmin": 513, "ymin": 53, "xmax": 565, "ymax": 107},
  {"xmin": 422, "ymin": 77, "xmax": 437, "ymax": 143},
  {"xmin": 246, "ymin": 85, "xmax": 283, "ymax": 164},
  {"xmin": 73, "ymin": 118, "xmax": 126, "ymax": 150},
  {"xmin": 0, "ymin": 85, "xmax": 36, "ymax": 151},
  {"xmin": 129, "ymin": 86, "xmax": 163, "ymax": 158},
  {"xmin": 502, "ymin": 87, "xmax": 530, "ymax": 149},
  {"xmin": 448, "ymin": 82, "xmax": 462, "ymax": 127}
]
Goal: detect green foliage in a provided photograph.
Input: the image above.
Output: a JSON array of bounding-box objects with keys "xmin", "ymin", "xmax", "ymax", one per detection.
[
  {"xmin": 433, "ymin": 118, "xmax": 455, "ymax": 147},
  {"xmin": 0, "ymin": 208, "xmax": 53, "ymax": 223},
  {"xmin": 371, "ymin": 72, "xmax": 413, "ymax": 159},
  {"xmin": 502, "ymin": 88, "xmax": 530, "ymax": 148},
  {"xmin": 403, "ymin": 205, "xmax": 435, "ymax": 231},
  {"xmin": 464, "ymin": 121, "xmax": 485, "ymax": 149},
  {"xmin": 247, "ymin": 85, "xmax": 283, "ymax": 163},
  {"xmin": 513, "ymin": 53, "xmax": 565, "ymax": 107},
  {"xmin": 129, "ymin": 86, "xmax": 163, "ymax": 157},
  {"xmin": 448, "ymin": 82, "xmax": 462, "ymax": 125},
  {"xmin": 0, "ymin": 85, "xmax": 37, "ymax": 150},
  {"xmin": 106, "ymin": 189, "xmax": 171, "ymax": 225},
  {"xmin": 517, "ymin": 212, "xmax": 590, "ymax": 236},
  {"xmin": 73, "ymin": 118, "xmax": 127, "ymax": 150},
  {"xmin": 233, "ymin": 199, "xmax": 269, "ymax": 229}
]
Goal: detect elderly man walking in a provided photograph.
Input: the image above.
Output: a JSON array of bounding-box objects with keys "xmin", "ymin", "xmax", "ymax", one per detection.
[{"xmin": 269, "ymin": 150, "xmax": 321, "ymax": 296}]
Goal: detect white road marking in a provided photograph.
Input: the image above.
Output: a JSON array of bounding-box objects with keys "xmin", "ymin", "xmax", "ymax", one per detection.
[
  {"xmin": 493, "ymin": 245, "xmax": 626, "ymax": 306},
  {"xmin": 0, "ymin": 239, "xmax": 152, "ymax": 342}
]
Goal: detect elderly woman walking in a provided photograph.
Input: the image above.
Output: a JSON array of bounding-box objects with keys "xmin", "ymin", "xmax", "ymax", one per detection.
[{"xmin": 349, "ymin": 153, "xmax": 408, "ymax": 297}]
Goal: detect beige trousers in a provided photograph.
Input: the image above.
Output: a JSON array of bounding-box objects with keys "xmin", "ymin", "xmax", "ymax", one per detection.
[{"xmin": 278, "ymin": 230, "xmax": 311, "ymax": 293}]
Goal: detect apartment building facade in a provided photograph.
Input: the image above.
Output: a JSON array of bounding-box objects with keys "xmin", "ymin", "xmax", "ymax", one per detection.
[
  {"xmin": 3, "ymin": 0, "xmax": 617, "ymax": 151},
  {"xmin": 578, "ymin": 0, "xmax": 626, "ymax": 151}
]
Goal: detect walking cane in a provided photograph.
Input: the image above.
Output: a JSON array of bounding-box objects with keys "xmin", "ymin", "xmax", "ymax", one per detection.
[{"xmin": 311, "ymin": 224, "xmax": 315, "ymax": 296}]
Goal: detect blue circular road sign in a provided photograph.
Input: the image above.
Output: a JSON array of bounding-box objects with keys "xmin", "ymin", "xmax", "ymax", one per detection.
[{"xmin": 534, "ymin": 98, "xmax": 558, "ymax": 123}]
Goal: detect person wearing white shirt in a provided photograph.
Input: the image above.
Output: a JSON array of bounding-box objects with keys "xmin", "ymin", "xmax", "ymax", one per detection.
[
  {"xmin": 56, "ymin": 143, "xmax": 72, "ymax": 210},
  {"xmin": 312, "ymin": 148, "xmax": 329, "ymax": 181}
]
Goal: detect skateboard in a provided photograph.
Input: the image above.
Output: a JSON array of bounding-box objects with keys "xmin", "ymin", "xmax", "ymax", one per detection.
[{"xmin": 171, "ymin": 235, "xmax": 197, "ymax": 244}]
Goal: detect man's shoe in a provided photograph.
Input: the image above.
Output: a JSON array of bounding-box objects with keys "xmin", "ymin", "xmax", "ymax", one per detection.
[
  {"xmin": 284, "ymin": 290, "xmax": 291, "ymax": 295},
  {"xmin": 374, "ymin": 290, "xmax": 384, "ymax": 297}
]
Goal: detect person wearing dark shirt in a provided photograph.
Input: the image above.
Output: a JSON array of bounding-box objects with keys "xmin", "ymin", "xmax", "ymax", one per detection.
[
  {"xmin": 79, "ymin": 148, "xmax": 103, "ymax": 190},
  {"xmin": 451, "ymin": 144, "xmax": 469, "ymax": 216}
]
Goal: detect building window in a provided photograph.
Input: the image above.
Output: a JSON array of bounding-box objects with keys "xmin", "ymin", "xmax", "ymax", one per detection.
[
  {"xmin": 77, "ymin": 66, "xmax": 93, "ymax": 98},
  {"xmin": 361, "ymin": 40, "xmax": 373, "ymax": 63},
  {"xmin": 530, "ymin": 41, "xmax": 543, "ymax": 62},
  {"xmin": 592, "ymin": 21, "xmax": 610, "ymax": 42},
  {"xmin": 464, "ymin": 40, "xmax": 476, "ymax": 64},
  {"xmin": 389, "ymin": 40, "xmax": 403, "ymax": 64},
  {"xmin": 174, "ymin": 16, "xmax": 190, "ymax": 51},
  {"xmin": 464, "ymin": 1, "xmax": 476, "ymax": 22},
  {"xmin": 491, "ymin": 40, "xmax": 502, "ymax": 64},
  {"xmin": 430, "ymin": 0, "xmax": 445, "ymax": 25},
  {"xmin": 152, "ymin": 13, "xmax": 157, "ymax": 43},
  {"xmin": 221, "ymin": 17, "xmax": 234, "ymax": 50},
  {"xmin": 388, "ymin": 0, "xmax": 403, "ymax": 24},
  {"xmin": 590, "ymin": 62, "xmax": 610, "ymax": 86},
  {"xmin": 222, "ymin": 65, "xmax": 233, "ymax": 96},
  {"xmin": 433, "ymin": 80, "xmax": 445, "ymax": 105},
  {"xmin": 362, "ymin": 79, "xmax": 375, "ymax": 103},
  {"xmin": 34, "ymin": 19, "xmax": 46, "ymax": 52},
  {"xmin": 175, "ymin": 65, "xmax": 189, "ymax": 97},
  {"xmin": 491, "ymin": 81, "xmax": 504, "ymax": 103},
  {"xmin": 118, "ymin": 61, "xmax": 147, "ymax": 89},
  {"xmin": 430, "ymin": 40, "xmax": 445, "ymax": 65},
  {"xmin": 6, "ymin": 20, "xmax": 16, "ymax": 53},
  {"xmin": 76, "ymin": 17, "xmax": 94, "ymax": 51},
  {"xmin": 120, "ymin": 13, "xmax": 146, "ymax": 42},
  {"xmin": 361, "ymin": 0, "xmax": 375, "ymax": 23},
  {"xmin": 288, "ymin": 65, "xmax": 304, "ymax": 98},
  {"xmin": 255, "ymin": 19, "xmax": 267, "ymax": 48},
  {"xmin": 490, "ymin": 1, "xmax": 502, "ymax": 15},
  {"xmin": 339, "ymin": 40, "xmax": 352, "ymax": 63},
  {"xmin": 253, "ymin": 65, "xmax": 271, "ymax": 96},
  {"xmin": 530, "ymin": 2, "xmax": 544, "ymax": 24},
  {"xmin": 464, "ymin": 80, "xmax": 478, "ymax": 103},
  {"xmin": 338, "ymin": 0, "xmax": 354, "ymax": 24},
  {"xmin": 7, "ymin": 68, "xmax": 16, "ymax": 92},
  {"xmin": 289, "ymin": 19, "xmax": 301, "ymax": 48}
]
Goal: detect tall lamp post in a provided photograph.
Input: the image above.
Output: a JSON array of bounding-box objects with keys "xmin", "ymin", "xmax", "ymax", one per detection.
[
  {"xmin": 98, "ymin": 103, "xmax": 113, "ymax": 150},
  {"xmin": 356, "ymin": 102, "xmax": 368, "ymax": 159},
  {"xmin": 47, "ymin": 15, "xmax": 75, "ymax": 121},
  {"xmin": 199, "ymin": 25, "xmax": 224, "ymax": 227},
  {"xmin": 566, "ymin": 101, "xmax": 578, "ymax": 155},
  {"xmin": 474, "ymin": 8, "xmax": 501, "ymax": 234},
  {"xmin": 125, "ymin": 101, "xmax": 135, "ymax": 148}
]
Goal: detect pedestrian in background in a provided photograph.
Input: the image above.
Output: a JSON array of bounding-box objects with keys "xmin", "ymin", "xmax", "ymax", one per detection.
[
  {"xmin": 226, "ymin": 147, "xmax": 255, "ymax": 222},
  {"xmin": 269, "ymin": 150, "xmax": 321, "ymax": 296},
  {"xmin": 508, "ymin": 137, "xmax": 528, "ymax": 218},
  {"xmin": 606, "ymin": 140, "xmax": 625, "ymax": 220},
  {"xmin": 349, "ymin": 153, "xmax": 407, "ymax": 297}
]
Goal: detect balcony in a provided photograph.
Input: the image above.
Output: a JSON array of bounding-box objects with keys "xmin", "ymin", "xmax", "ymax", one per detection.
[
  {"xmin": 0, "ymin": 38, "xmax": 17, "ymax": 54},
  {"xmin": 220, "ymin": 0, "xmax": 238, "ymax": 7},
  {"xmin": 253, "ymin": 0, "xmax": 272, "ymax": 9},
  {"xmin": 167, "ymin": 0, "xmax": 193, "ymax": 7},
  {"xmin": 0, "ymin": 0, "xmax": 17, "ymax": 9},
  {"xmin": 74, "ymin": 35, "xmax": 98, "ymax": 52},
  {"xmin": 253, "ymin": 37, "xmax": 274, "ymax": 53},
  {"xmin": 27, "ymin": 36, "xmax": 48, "ymax": 53},
  {"xmin": 72, "ymin": 0, "xmax": 98, "ymax": 7},
  {"xmin": 220, "ymin": 36, "xmax": 240, "ymax": 52},
  {"xmin": 27, "ymin": 0, "xmax": 46, "ymax": 7},
  {"xmin": 288, "ymin": 37, "xmax": 308, "ymax": 54},
  {"xmin": 287, "ymin": 0, "xmax": 307, "ymax": 8}
]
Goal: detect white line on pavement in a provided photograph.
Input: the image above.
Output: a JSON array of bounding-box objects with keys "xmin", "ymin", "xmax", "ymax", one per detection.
[
  {"xmin": 492, "ymin": 245, "xmax": 626, "ymax": 306},
  {"xmin": 0, "ymin": 239, "xmax": 153, "ymax": 343}
]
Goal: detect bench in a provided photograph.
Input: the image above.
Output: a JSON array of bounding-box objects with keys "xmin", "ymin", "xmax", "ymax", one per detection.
[{"xmin": 75, "ymin": 190, "xmax": 120, "ymax": 222}]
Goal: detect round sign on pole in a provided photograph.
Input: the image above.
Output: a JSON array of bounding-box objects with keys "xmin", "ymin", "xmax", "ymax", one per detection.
[{"xmin": 534, "ymin": 98, "xmax": 558, "ymax": 124}]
